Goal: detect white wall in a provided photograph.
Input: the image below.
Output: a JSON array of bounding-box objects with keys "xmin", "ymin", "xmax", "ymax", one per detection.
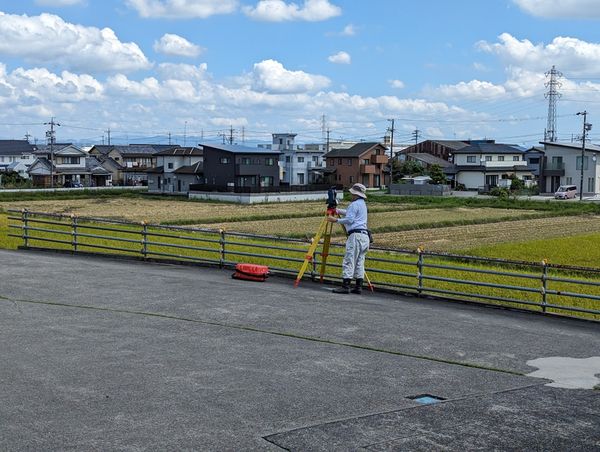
[{"xmin": 456, "ymin": 172, "xmax": 483, "ymax": 189}]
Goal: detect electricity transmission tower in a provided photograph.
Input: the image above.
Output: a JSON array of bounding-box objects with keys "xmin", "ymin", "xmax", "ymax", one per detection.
[{"xmin": 544, "ymin": 65, "xmax": 562, "ymax": 142}]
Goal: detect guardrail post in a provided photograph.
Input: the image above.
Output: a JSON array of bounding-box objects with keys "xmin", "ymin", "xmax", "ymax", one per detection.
[
  {"xmin": 417, "ymin": 246, "xmax": 424, "ymax": 297},
  {"xmin": 71, "ymin": 214, "xmax": 78, "ymax": 252},
  {"xmin": 21, "ymin": 208, "xmax": 29, "ymax": 247},
  {"xmin": 219, "ymin": 229, "xmax": 226, "ymax": 268},
  {"xmin": 541, "ymin": 258, "xmax": 548, "ymax": 313},
  {"xmin": 141, "ymin": 221, "xmax": 148, "ymax": 259}
]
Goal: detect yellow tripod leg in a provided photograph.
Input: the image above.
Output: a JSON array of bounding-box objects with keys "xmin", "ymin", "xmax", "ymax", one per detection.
[
  {"xmin": 294, "ymin": 215, "xmax": 328, "ymax": 287},
  {"xmin": 319, "ymin": 219, "xmax": 334, "ymax": 282}
]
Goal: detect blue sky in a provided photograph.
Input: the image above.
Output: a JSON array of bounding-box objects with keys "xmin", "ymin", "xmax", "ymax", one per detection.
[{"xmin": 0, "ymin": 0, "xmax": 598, "ymax": 147}]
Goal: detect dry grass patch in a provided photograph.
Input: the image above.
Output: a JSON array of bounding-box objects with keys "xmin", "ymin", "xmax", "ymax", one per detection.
[{"xmin": 375, "ymin": 215, "xmax": 600, "ymax": 252}]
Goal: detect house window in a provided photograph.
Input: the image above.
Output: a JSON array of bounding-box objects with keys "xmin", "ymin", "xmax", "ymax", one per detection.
[
  {"xmin": 498, "ymin": 156, "xmax": 505, "ymax": 162},
  {"xmin": 298, "ymin": 157, "xmax": 304, "ymax": 163},
  {"xmin": 285, "ymin": 156, "xmax": 291, "ymax": 163},
  {"xmin": 0, "ymin": 157, "xmax": 4, "ymax": 162},
  {"xmin": 240, "ymin": 157, "xmax": 251, "ymax": 165},
  {"xmin": 328, "ymin": 159, "xmax": 333, "ymax": 166},
  {"xmin": 338, "ymin": 158, "xmax": 342, "ymax": 164},
  {"xmin": 576, "ymin": 156, "xmax": 589, "ymax": 171},
  {"xmin": 346, "ymin": 159, "xmax": 352, "ymax": 166},
  {"xmin": 312, "ymin": 156, "xmax": 318, "ymax": 162},
  {"xmin": 467, "ymin": 156, "xmax": 476, "ymax": 163},
  {"xmin": 167, "ymin": 162, "xmax": 174, "ymax": 169},
  {"xmin": 529, "ymin": 158, "xmax": 539, "ymax": 164},
  {"xmin": 265, "ymin": 158, "xmax": 275, "ymax": 166},
  {"xmin": 566, "ymin": 177, "xmax": 573, "ymax": 184},
  {"xmin": 349, "ymin": 175, "xmax": 354, "ymax": 184},
  {"xmin": 363, "ymin": 159, "xmax": 369, "ymax": 165},
  {"xmin": 219, "ymin": 157, "xmax": 231, "ymax": 164},
  {"xmin": 261, "ymin": 176, "xmax": 274, "ymax": 187},
  {"xmin": 588, "ymin": 177, "xmax": 595, "ymax": 192},
  {"xmin": 485, "ymin": 156, "xmax": 492, "ymax": 162},
  {"xmin": 513, "ymin": 156, "xmax": 520, "ymax": 161},
  {"xmin": 297, "ymin": 173, "xmax": 305, "ymax": 184}
]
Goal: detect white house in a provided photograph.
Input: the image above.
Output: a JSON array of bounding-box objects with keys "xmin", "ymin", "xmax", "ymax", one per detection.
[
  {"xmin": 147, "ymin": 146, "xmax": 204, "ymax": 194},
  {"xmin": 271, "ymin": 133, "xmax": 326, "ymax": 185},
  {"xmin": 0, "ymin": 140, "xmax": 37, "ymax": 179},
  {"xmin": 445, "ymin": 140, "xmax": 534, "ymax": 190},
  {"xmin": 538, "ymin": 141, "xmax": 600, "ymax": 195}
]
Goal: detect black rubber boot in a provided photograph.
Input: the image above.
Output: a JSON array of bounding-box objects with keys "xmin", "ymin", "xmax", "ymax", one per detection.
[
  {"xmin": 351, "ymin": 278, "xmax": 363, "ymax": 294},
  {"xmin": 333, "ymin": 278, "xmax": 351, "ymax": 294}
]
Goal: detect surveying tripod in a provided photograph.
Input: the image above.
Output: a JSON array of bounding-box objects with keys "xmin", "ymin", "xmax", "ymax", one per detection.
[{"xmin": 294, "ymin": 188, "xmax": 374, "ymax": 291}]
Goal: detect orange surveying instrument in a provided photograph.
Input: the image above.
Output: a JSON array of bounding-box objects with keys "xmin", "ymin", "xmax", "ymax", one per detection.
[{"xmin": 294, "ymin": 187, "xmax": 374, "ymax": 291}]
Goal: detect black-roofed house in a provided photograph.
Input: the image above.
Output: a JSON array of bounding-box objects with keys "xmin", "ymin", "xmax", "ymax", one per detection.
[
  {"xmin": 444, "ymin": 140, "xmax": 535, "ymax": 190},
  {"xmin": 323, "ymin": 142, "xmax": 389, "ymax": 188},
  {"xmin": 199, "ymin": 143, "xmax": 280, "ymax": 190},
  {"xmin": 89, "ymin": 144, "xmax": 173, "ymax": 185},
  {"xmin": 397, "ymin": 139, "xmax": 469, "ymax": 162},
  {"xmin": 28, "ymin": 144, "xmax": 112, "ymax": 187},
  {"xmin": 148, "ymin": 146, "xmax": 204, "ymax": 194},
  {"xmin": 0, "ymin": 140, "xmax": 38, "ymax": 179}
]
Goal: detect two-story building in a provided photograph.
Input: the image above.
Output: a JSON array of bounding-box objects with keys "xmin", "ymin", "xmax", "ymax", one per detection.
[
  {"xmin": 147, "ymin": 146, "xmax": 204, "ymax": 194},
  {"xmin": 538, "ymin": 141, "xmax": 600, "ymax": 195},
  {"xmin": 324, "ymin": 142, "xmax": 389, "ymax": 188},
  {"xmin": 397, "ymin": 140, "xmax": 469, "ymax": 162},
  {"xmin": 0, "ymin": 140, "xmax": 38, "ymax": 179},
  {"xmin": 444, "ymin": 140, "xmax": 534, "ymax": 190},
  {"xmin": 89, "ymin": 144, "xmax": 173, "ymax": 185},
  {"xmin": 201, "ymin": 143, "xmax": 280, "ymax": 190},
  {"xmin": 28, "ymin": 144, "xmax": 112, "ymax": 187}
]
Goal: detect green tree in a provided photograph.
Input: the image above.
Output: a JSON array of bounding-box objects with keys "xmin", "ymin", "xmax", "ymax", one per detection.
[{"xmin": 427, "ymin": 164, "xmax": 447, "ymax": 185}]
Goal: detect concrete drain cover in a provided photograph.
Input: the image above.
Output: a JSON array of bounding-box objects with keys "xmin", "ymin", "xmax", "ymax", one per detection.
[{"xmin": 407, "ymin": 394, "xmax": 446, "ymax": 405}]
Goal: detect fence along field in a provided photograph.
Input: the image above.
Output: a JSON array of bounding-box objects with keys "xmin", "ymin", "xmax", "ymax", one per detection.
[{"xmin": 6, "ymin": 209, "xmax": 600, "ymax": 321}]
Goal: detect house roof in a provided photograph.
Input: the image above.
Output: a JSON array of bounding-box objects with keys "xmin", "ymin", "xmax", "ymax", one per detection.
[
  {"xmin": 452, "ymin": 141, "xmax": 526, "ymax": 154},
  {"xmin": 155, "ymin": 146, "xmax": 203, "ymax": 156},
  {"xmin": 0, "ymin": 140, "xmax": 37, "ymax": 156},
  {"xmin": 406, "ymin": 153, "xmax": 452, "ymax": 167},
  {"xmin": 200, "ymin": 143, "xmax": 281, "ymax": 155},
  {"xmin": 174, "ymin": 162, "xmax": 204, "ymax": 174},
  {"xmin": 324, "ymin": 142, "xmax": 385, "ymax": 158},
  {"xmin": 540, "ymin": 141, "xmax": 600, "ymax": 152}
]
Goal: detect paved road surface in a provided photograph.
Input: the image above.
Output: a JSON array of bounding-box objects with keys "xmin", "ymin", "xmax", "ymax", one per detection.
[{"xmin": 0, "ymin": 250, "xmax": 598, "ymax": 450}]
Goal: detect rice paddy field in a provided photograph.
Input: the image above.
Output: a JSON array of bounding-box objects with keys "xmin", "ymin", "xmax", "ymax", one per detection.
[{"xmin": 1, "ymin": 191, "xmax": 599, "ymax": 320}]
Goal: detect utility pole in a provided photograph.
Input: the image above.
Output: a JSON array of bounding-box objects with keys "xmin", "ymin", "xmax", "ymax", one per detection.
[
  {"xmin": 229, "ymin": 125, "xmax": 234, "ymax": 145},
  {"xmin": 577, "ymin": 111, "xmax": 592, "ymax": 201},
  {"xmin": 387, "ymin": 118, "xmax": 395, "ymax": 160},
  {"xmin": 544, "ymin": 66, "xmax": 563, "ymax": 142},
  {"xmin": 412, "ymin": 128, "xmax": 420, "ymax": 146},
  {"xmin": 168, "ymin": 132, "xmax": 172, "ymax": 145},
  {"xmin": 44, "ymin": 117, "xmax": 60, "ymax": 189},
  {"xmin": 321, "ymin": 114, "xmax": 327, "ymax": 142}
]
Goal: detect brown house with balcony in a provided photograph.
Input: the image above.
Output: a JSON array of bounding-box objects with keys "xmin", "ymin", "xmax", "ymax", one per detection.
[{"xmin": 324, "ymin": 142, "xmax": 389, "ymax": 188}]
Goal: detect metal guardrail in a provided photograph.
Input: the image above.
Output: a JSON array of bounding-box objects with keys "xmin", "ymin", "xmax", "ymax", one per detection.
[{"xmin": 6, "ymin": 209, "xmax": 600, "ymax": 320}]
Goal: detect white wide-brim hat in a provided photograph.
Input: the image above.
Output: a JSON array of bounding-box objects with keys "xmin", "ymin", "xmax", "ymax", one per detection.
[{"xmin": 349, "ymin": 183, "xmax": 367, "ymax": 199}]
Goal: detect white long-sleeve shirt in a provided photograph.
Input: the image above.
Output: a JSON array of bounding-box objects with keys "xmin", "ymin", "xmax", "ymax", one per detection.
[{"xmin": 336, "ymin": 198, "xmax": 368, "ymax": 231}]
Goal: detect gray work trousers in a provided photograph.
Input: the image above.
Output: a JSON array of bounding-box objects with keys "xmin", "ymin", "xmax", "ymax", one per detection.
[{"xmin": 342, "ymin": 232, "xmax": 370, "ymax": 279}]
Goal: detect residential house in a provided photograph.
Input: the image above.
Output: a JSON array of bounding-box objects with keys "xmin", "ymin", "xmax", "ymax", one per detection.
[
  {"xmin": 397, "ymin": 140, "xmax": 469, "ymax": 162},
  {"xmin": 200, "ymin": 143, "xmax": 280, "ymax": 190},
  {"xmin": 89, "ymin": 144, "xmax": 173, "ymax": 185},
  {"xmin": 28, "ymin": 144, "xmax": 112, "ymax": 187},
  {"xmin": 538, "ymin": 141, "xmax": 600, "ymax": 195},
  {"xmin": 403, "ymin": 153, "xmax": 453, "ymax": 171},
  {"xmin": 444, "ymin": 140, "xmax": 534, "ymax": 190},
  {"xmin": 148, "ymin": 146, "xmax": 204, "ymax": 194},
  {"xmin": 324, "ymin": 142, "xmax": 389, "ymax": 188},
  {"xmin": 0, "ymin": 140, "xmax": 38, "ymax": 179},
  {"xmin": 269, "ymin": 133, "xmax": 325, "ymax": 185}
]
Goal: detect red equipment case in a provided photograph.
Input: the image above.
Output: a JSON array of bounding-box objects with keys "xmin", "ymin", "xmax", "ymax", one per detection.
[{"xmin": 232, "ymin": 263, "xmax": 270, "ymax": 282}]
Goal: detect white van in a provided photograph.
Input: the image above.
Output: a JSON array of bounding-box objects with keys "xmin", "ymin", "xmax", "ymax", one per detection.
[{"xmin": 554, "ymin": 185, "xmax": 577, "ymax": 199}]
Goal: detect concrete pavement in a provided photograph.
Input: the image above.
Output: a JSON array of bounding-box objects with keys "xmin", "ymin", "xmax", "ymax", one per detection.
[{"xmin": 0, "ymin": 249, "xmax": 598, "ymax": 450}]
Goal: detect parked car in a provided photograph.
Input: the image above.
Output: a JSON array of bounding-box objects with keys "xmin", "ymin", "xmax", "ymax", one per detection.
[
  {"xmin": 554, "ymin": 185, "xmax": 577, "ymax": 199},
  {"xmin": 64, "ymin": 180, "xmax": 83, "ymax": 188}
]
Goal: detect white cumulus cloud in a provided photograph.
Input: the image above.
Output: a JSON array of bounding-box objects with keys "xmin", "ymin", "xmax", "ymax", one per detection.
[
  {"xmin": 0, "ymin": 12, "xmax": 150, "ymax": 73},
  {"xmin": 478, "ymin": 32, "xmax": 600, "ymax": 77},
  {"xmin": 328, "ymin": 51, "xmax": 351, "ymax": 64},
  {"xmin": 513, "ymin": 0, "xmax": 600, "ymax": 18},
  {"xmin": 126, "ymin": 0, "xmax": 238, "ymax": 19},
  {"xmin": 250, "ymin": 59, "xmax": 330, "ymax": 93},
  {"xmin": 389, "ymin": 79, "xmax": 405, "ymax": 89},
  {"xmin": 435, "ymin": 80, "xmax": 507, "ymax": 100},
  {"xmin": 243, "ymin": 0, "xmax": 341, "ymax": 22},
  {"xmin": 154, "ymin": 33, "xmax": 203, "ymax": 57}
]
